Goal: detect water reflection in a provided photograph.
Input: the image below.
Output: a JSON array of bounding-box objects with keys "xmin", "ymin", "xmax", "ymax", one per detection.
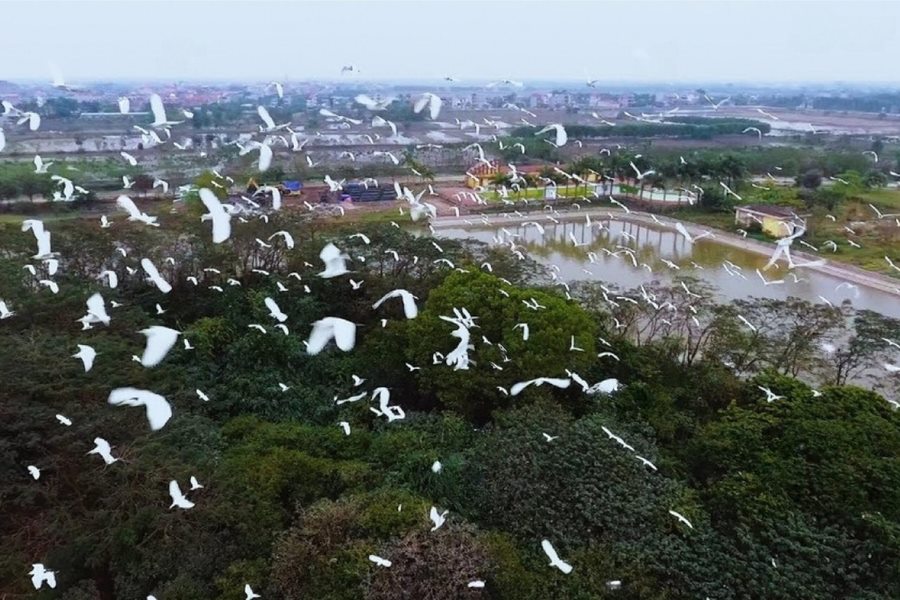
[{"xmin": 439, "ymin": 216, "xmax": 900, "ymax": 319}]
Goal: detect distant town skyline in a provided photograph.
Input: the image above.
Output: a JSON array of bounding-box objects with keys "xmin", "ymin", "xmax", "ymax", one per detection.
[{"xmin": 3, "ymin": 1, "xmax": 900, "ymax": 85}]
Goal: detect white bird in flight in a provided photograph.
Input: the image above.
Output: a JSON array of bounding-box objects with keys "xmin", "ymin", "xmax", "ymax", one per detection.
[
  {"xmin": 72, "ymin": 344, "xmax": 97, "ymax": 372},
  {"xmin": 149, "ymin": 93, "xmax": 182, "ymax": 128},
  {"xmin": 141, "ymin": 258, "xmax": 172, "ymax": 293},
  {"xmin": 108, "ymin": 387, "xmax": 172, "ymax": 430},
  {"xmin": 198, "ymin": 188, "xmax": 232, "ymax": 243},
  {"xmin": 168, "ymin": 480, "xmax": 194, "ymax": 509},
  {"xmin": 265, "ymin": 297, "xmax": 288, "ymax": 322},
  {"xmin": 413, "ymin": 92, "xmax": 443, "ymax": 119},
  {"xmin": 319, "ymin": 243, "xmax": 351, "ymax": 278},
  {"xmin": 372, "ymin": 289, "xmax": 419, "ymax": 319},
  {"xmin": 669, "ymin": 509, "xmax": 694, "ymax": 529},
  {"xmin": 306, "ymin": 317, "xmax": 357, "ymax": 355},
  {"xmin": 88, "ymin": 437, "xmax": 120, "ymax": 465},
  {"xmin": 29, "ymin": 564, "xmax": 57, "ymax": 589},
  {"xmin": 139, "ymin": 326, "xmax": 180, "ymax": 367},
  {"xmin": 535, "ymin": 123, "xmax": 568, "ymax": 147},
  {"xmin": 510, "ymin": 377, "xmax": 571, "ymax": 396},
  {"xmin": 541, "ymin": 540, "xmax": 573, "ymax": 574}
]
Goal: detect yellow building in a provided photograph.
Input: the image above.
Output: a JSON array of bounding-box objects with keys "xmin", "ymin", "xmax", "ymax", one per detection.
[{"xmin": 734, "ymin": 205, "xmax": 804, "ymax": 237}]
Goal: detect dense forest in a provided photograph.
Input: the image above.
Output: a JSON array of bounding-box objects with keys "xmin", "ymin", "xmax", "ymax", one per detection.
[{"xmin": 1, "ymin": 211, "xmax": 899, "ymax": 599}]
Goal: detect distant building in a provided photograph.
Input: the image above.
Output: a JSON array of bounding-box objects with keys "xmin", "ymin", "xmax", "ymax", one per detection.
[{"xmin": 735, "ymin": 205, "xmax": 805, "ymax": 237}]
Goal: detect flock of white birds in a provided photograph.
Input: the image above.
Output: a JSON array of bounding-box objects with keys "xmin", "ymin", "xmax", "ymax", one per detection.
[{"xmin": 3, "ymin": 72, "xmax": 900, "ymax": 595}]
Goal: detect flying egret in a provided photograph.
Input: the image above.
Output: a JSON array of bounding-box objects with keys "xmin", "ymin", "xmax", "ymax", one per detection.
[
  {"xmin": 669, "ymin": 510, "xmax": 694, "ymax": 529},
  {"xmin": 318, "ymin": 243, "xmax": 351, "ymax": 278},
  {"xmin": 139, "ymin": 326, "xmax": 180, "ymax": 367},
  {"xmin": 306, "ymin": 317, "xmax": 357, "ymax": 354},
  {"xmin": 372, "ymin": 289, "xmax": 418, "ymax": 319},
  {"xmin": 149, "ymin": 93, "xmax": 182, "ymax": 127},
  {"xmin": 141, "ymin": 258, "xmax": 172, "ymax": 293},
  {"xmin": 264, "ymin": 297, "xmax": 288, "ymax": 322},
  {"xmin": 168, "ymin": 480, "xmax": 194, "ymax": 509},
  {"xmin": 28, "ymin": 465, "xmax": 41, "ymax": 480},
  {"xmin": 413, "ymin": 92, "xmax": 443, "ymax": 119},
  {"xmin": 72, "ymin": 344, "xmax": 97, "ymax": 372},
  {"xmin": 541, "ymin": 540, "xmax": 573, "ymax": 574},
  {"xmin": 88, "ymin": 437, "xmax": 120, "ymax": 465},
  {"xmin": 29, "ymin": 564, "xmax": 57, "ymax": 590},
  {"xmin": 535, "ymin": 123, "xmax": 568, "ymax": 146},
  {"xmin": 510, "ymin": 377, "xmax": 571, "ymax": 396},
  {"xmin": 117, "ymin": 195, "xmax": 159, "ymax": 226},
  {"xmin": 108, "ymin": 387, "xmax": 172, "ymax": 430}
]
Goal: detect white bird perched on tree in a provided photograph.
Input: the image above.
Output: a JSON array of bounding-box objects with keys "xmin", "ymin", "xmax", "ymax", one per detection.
[
  {"xmin": 198, "ymin": 188, "xmax": 232, "ymax": 243},
  {"xmin": 306, "ymin": 317, "xmax": 357, "ymax": 354},
  {"xmin": 355, "ymin": 94, "xmax": 396, "ymax": 110},
  {"xmin": 88, "ymin": 437, "xmax": 120, "ymax": 465},
  {"xmin": 372, "ymin": 289, "xmax": 419, "ymax": 319},
  {"xmin": 319, "ymin": 243, "xmax": 351, "ymax": 278},
  {"xmin": 117, "ymin": 195, "xmax": 159, "ymax": 226},
  {"xmin": 139, "ymin": 326, "xmax": 180, "ymax": 367},
  {"xmin": 429, "ymin": 506, "xmax": 448, "ymax": 531},
  {"xmin": 413, "ymin": 92, "xmax": 443, "ymax": 119},
  {"xmin": 72, "ymin": 344, "xmax": 97, "ymax": 372},
  {"xmin": 141, "ymin": 258, "xmax": 172, "ymax": 293},
  {"xmin": 668, "ymin": 509, "xmax": 694, "ymax": 529},
  {"xmin": 510, "ymin": 377, "xmax": 571, "ymax": 396},
  {"xmin": 535, "ymin": 123, "xmax": 567, "ymax": 147},
  {"xmin": 149, "ymin": 93, "xmax": 182, "ymax": 128},
  {"xmin": 541, "ymin": 540, "xmax": 573, "ymax": 574},
  {"xmin": 29, "ymin": 563, "xmax": 57, "ymax": 589},
  {"xmin": 368, "ymin": 555, "xmax": 392, "ymax": 567},
  {"xmin": 168, "ymin": 480, "xmax": 194, "ymax": 509},
  {"xmin": 264, "ymin": 297, "xmax": 288, "ymax": 322},
  {"xmin": 108, "ymin": 387, "xmax": 172, "ymax": 430}
]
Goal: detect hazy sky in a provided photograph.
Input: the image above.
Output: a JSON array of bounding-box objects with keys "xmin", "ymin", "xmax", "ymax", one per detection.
[{"xmin": 3, "ymin": 0, "xmax": 900, "ymax": 83}]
